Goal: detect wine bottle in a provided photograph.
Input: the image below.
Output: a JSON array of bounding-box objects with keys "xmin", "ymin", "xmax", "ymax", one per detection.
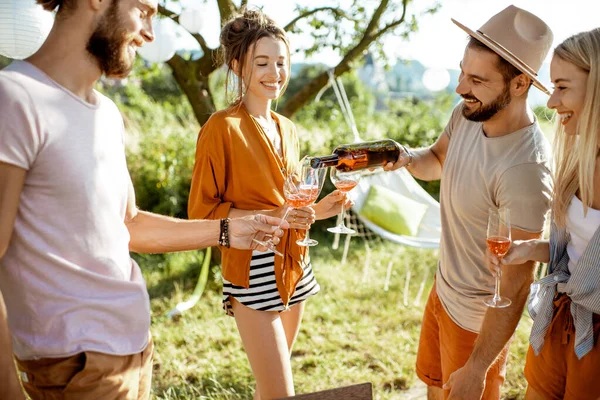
[{"xmin": 310, "ymin": 139, "xmax": 401, "ymax": 172}]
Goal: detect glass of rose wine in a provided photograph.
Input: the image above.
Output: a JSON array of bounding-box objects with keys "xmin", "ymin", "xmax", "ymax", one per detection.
[
  {"xmin": 327, "ymin": 167, "xmax": 360, "ymax": 235},
  {"xmin": 297, "ymin": 157, "xmax": 326, "ymax": 246},
  {"xmin": 485, "ymin": 207, "xmax": 512, "ymax": 308},
  {"xmin": 252, "ymin": 173, "xmax": 313, "ymax": 256}
]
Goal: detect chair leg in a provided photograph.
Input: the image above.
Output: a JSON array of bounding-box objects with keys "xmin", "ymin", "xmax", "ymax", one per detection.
[
  {"xmin": 403, "ymin": 265, "xmax": 411, "ymax": 306},
  {"xmin": 332, "ymin": 214, "xmax": 342, "ymax": 250},
  {"xmin": 341, "ymin": 233, "xmax": 352, "ymax": 264},
  {"xmin": 361, "ymin": 242, "xmax": 371, "ymax": 283},
  {"xmin": 383, "ymin": 260, "xmax": 393, "ymax": 292},
  {"xmin": 413, "ymin": 267, "xmax": 429, "ymax": 306}
]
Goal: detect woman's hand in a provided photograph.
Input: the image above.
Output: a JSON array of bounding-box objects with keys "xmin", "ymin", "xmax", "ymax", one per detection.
[
  {"xmin": 284, "ymin": 206, "xmax": 315, "ymax": 230},
  {"xmin": 487, "ymin": 240, "xmax": 534, "ymax": 277},
  {"xmin": 312, "ymin": 190, "xmax": 354, "ymax": 220}
]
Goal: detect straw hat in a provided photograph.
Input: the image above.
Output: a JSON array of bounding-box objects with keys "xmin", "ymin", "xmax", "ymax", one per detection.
[{"xmin": 452, "ymin": 5, "xmax": 553, "ymax": 94}]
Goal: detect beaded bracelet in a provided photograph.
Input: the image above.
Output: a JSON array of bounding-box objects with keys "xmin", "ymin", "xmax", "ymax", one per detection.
[{"xmin": 218, "ymin": 218, "xmax": 230, "ymax": 248}]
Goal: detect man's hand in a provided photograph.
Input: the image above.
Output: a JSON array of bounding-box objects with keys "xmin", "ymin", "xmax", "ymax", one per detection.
[
  {"xmin": 444, "ymin": 364, "xmax": 486, "ymax": 400},
  {"xmin": 229, "ymin": 214, "xmax": 288, "ymax": 250},
  {"xmin": 312, "ymin": 190, "xmax": 353, "ymax": 220},
  {"xmin": 383, "ymin": 145, "xmax": 412, "ymax": 171}
]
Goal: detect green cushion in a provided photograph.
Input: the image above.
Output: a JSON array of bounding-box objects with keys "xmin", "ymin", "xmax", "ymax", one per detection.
[{"xmin": 359, "ymin": 184, "xmax": 428, "ymax": 236}]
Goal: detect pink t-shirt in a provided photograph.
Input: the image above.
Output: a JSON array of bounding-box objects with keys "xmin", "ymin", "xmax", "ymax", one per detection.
[{"xmin": 0, "ymin": 61, "xmax": 150, "ymax": 360}]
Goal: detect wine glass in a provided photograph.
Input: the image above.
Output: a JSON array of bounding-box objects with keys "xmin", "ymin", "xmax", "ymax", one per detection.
[
  {"xmin": 252, "ymin": 173, "xmax": 313, "ymax": 256},
  {"xmin": 484, "ymin": 207, "xmax": 512, "ymax": 308},
  {"xmin": 327, "ymin": 167, "xmax": 360, "ymax": 235},
  {"xmin": 297, "ymin": 157, "xmax": 326, "ymax": 247}
]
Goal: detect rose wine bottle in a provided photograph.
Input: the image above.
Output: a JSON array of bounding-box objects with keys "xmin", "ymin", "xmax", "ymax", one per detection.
[{"xmin": 310, "ymin": 139, "xmax": 401, "ymax": 172}]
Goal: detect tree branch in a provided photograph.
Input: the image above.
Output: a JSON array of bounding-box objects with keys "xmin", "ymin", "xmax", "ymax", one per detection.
[
  {"xmin": 217, "ymin": 0, "xmax": 237, "ymax": 24},
  {"xmin": 371, "ymin": 0, "xmax": 410, "ymax": 42},
  {"xmin": 361, "ymin": 0, "xmax": 390, "ymax": 38},
  {"xmin": 157, "ymin": 4, "xmax": 178, "ymax": 20},
  {"xmin": 280, "ymin": 0, "xmax": 412, "ymax": 117},
  {"xmin": 283, "ymin": 7, "xmax": 354, "ymax": 32}
]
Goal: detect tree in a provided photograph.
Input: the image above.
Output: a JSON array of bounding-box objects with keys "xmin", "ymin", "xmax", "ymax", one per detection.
[{"xmin": 158, "ymin": 0, "xmax": 439, "ymax": 126}]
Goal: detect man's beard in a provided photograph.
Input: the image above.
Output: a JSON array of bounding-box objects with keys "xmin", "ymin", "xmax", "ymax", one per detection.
[
  {"xmin": 86, "ymin": 1, "xmax": 132, "ymax": 78},
  {"xmin": 461, "ymin": 84, "xmax": 512, "ymax": 122}
]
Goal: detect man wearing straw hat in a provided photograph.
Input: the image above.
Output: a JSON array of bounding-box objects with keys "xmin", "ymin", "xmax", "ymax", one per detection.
[{"xmin": 386, "ymin": 5, "xmax": 554, "ymax": 399}]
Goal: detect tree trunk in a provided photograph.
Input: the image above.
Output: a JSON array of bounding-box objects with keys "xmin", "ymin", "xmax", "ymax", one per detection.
[{"xmin": 167, "ymin": 55, "xmax": 216, "ymax": 127}]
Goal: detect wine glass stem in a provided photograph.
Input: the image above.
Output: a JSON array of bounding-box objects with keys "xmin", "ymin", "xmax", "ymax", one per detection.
[
  {"xmin": 494, "ymin": 263, "xmax": 503, "ymax": 301},
  {"xmin": 279, "ymin": 207, "xmax": 292, "ymax": 231},
  {"xmin": 339, "ymin": 202, "xmax": 346, "ymax": 227}
]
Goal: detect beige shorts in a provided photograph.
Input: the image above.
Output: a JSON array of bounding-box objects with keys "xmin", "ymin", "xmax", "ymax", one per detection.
[{"xmin": 16, "ymin": 334, "xmax": 154, "ymax": 400}]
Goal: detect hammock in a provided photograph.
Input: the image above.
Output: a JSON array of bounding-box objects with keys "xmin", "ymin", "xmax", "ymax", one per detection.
[
  {"xmin": 348, "ymin": 168, "xmax": 441, "ymax": 248},
  {"xmin": 319, "ymin": 69, "xmax": 442, "ymax": 249}
]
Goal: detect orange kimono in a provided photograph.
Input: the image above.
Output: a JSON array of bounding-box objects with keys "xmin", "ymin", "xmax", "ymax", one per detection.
[{"xmin": 188, "ymin": 104, "xmax": 307, "ymax": 307}]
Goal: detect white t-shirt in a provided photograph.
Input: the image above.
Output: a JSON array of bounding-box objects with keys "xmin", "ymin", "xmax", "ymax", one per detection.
[
  {"xmin": 566, "ymin": 196, "xmax": 600, "ymax": 274},
  {"xmin": 0, "ymin": 61, "xmax": 150, "ymax": 359},
  {"xmin": 437, "ymin": 105, "xmax": 553, "ymax": 332}
]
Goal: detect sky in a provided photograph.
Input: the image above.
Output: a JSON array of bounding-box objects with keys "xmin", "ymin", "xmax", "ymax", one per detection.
[{"xmin": 175, "ymin": 0, "xmax": 600, "ymax": 72}]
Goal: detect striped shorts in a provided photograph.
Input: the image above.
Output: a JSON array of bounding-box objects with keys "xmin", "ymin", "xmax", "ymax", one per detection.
[{"xmin": 222, "ymin": 250, "xmax": 320, "ymax": 316}]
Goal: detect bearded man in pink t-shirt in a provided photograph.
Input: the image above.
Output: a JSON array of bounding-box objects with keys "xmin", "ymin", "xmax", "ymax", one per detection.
[{"xmin": 0, "ymin": 1, "xmax": 289, "ymax": 399}]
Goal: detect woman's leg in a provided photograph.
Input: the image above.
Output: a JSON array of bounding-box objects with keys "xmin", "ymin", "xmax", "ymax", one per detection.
[
  {"xmin": 280, "ymin": 302, "xmax": 306, "ymax": 353},
  {"xmin": 231, "ymin": 298, "xmax": 295, "ymax": 400}
]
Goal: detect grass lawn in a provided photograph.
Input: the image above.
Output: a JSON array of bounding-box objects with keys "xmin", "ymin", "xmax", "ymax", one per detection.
[{"xmin": 142, "ymin": 227, "xmax": 533, "ymax": 400}]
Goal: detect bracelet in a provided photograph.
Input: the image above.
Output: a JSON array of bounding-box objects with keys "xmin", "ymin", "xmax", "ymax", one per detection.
[
  {"xmin": 402, "ymin": 145, "xmax": 414, "ymax": 168},
  {"xmin": 218, "ymin": 218, "xmax": 230, "ymax": 248}
]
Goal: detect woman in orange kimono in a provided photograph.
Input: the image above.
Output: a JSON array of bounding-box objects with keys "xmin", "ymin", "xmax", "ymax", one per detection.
[{"xmin": 188, "ymin": 9, "xmax": 347, "ymax": 400}]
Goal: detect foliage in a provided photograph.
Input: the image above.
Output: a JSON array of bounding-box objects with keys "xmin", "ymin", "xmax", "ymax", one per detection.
[
  {"xmin": 0, "ymin": 55, "xmax": 10, "ymax": 70},
  {"xmin": 99, "ymin": 71, "xmax": 199, "ymax": 220},
  {"xmin": 287, "ymin": 66, "xmax": 377, "ymax": 154},
  {"xmin": 154, "ymin": 0, "xmax": 441, "ymax": 124}
]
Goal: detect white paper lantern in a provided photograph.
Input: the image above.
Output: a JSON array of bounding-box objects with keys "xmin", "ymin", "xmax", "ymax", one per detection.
[
  {"xmin": 422, "ymin": 68, "xmax": 451, "ymax": 92},
  {"xmin": 179, "ymin": 6, "xmax": 204, "ymax": 34},
  {"xmin": 0, "ymin": 0, "xmax": 54, "ymax": 59},
  {"xmin": 137, "ymin": 18, "xmax": 178, "ymax": 63}
]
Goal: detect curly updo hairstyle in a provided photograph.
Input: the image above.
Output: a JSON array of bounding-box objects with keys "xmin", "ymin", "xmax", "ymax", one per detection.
[{"xmin": 219, "ymin": 8, "xmax": 290, "ymax": 105}]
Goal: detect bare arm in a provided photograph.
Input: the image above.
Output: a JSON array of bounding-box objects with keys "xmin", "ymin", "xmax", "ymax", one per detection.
[
  {"xmin": 487, "ymin": 239, "xmax": 550, "ymax": 275},
  {"xmin": 124, "ymin": 176, "xmax": 285, "ymax": 253},
  {"xmin": 384, "ymin": 131, "xmax": 450, "ymax": 182},
  {"xmin": 446, "ymin": 228, "xmax": 542, "ymax": 399},
  {"xmin": 0, "ymin": 292, "xmax": 25, "ymax": 400},
  {"xmin": 0, "ymin": 162, "xmax": 27, "ymax": 400}
]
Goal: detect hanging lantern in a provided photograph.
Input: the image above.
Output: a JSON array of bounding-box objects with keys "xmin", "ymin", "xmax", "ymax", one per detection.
[
  {"xmin": 178, "ymin": 6, "xmax": 204, "ymax": 34},
  {"xmin": 137, "ymin": 18, "xmax": 178, "ymax": 63},
  {"xmin": 0, "ymin": 0, "xmax": 54, "ymax": 60}
]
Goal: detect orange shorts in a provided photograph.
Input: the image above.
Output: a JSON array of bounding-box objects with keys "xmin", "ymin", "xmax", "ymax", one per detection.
[
  {"xmin": 416, "ymin": 284, "xmax": 509, "ymax": 400},
  {"xmin": 16, "ymin": 335, "xmax": 154, "ymax": 400},
  {"xmin": 524, "ymin": 293, "xmax": 600, "ymax": 400}
]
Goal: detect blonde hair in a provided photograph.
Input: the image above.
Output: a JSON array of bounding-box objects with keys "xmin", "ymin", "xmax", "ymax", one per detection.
[
  {"xmin": 552, "ymin": 28, "xmax": 600, "ymax": 227},
  {"xmin": 219, "ymin": 8, "xmax": 290, "ymax": 106}
]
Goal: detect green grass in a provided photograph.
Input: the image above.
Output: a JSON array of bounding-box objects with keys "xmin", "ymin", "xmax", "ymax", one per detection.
[{"xmin": 143, "ymin": 231, "xmax": 531, "ymax": 399}]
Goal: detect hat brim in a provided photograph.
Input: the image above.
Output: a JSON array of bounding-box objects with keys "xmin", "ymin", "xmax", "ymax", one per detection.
[{"xmin": 451, "ymin": 18, "xmax": 550, "ymax": 95}]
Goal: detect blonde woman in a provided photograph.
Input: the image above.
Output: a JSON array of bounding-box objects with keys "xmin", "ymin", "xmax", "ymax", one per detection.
[{"xmin": 489, "ymin": 28, "xmax": 600, "ymax": 399}]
